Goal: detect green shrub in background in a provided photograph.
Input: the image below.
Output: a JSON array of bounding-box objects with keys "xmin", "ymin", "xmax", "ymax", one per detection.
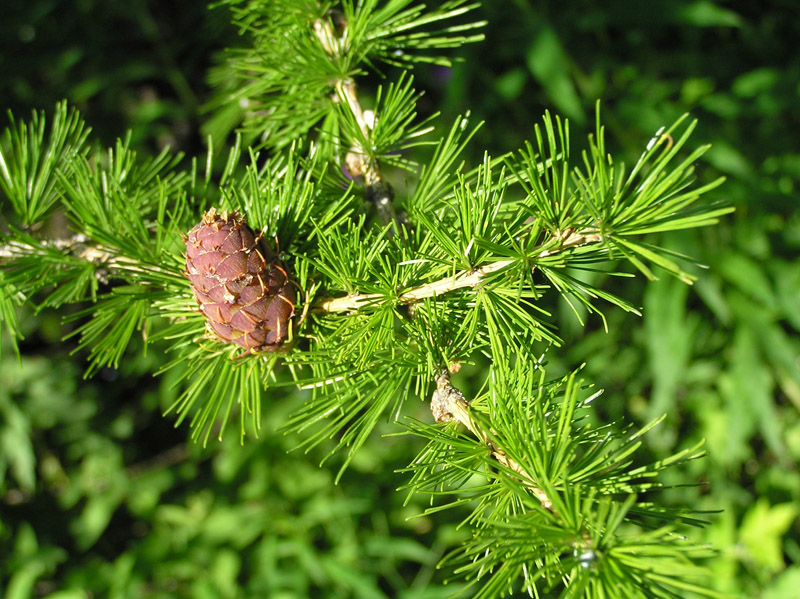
[{"xmin": 1, "ymin": 1, "xmax": 797, "ymax": 598}]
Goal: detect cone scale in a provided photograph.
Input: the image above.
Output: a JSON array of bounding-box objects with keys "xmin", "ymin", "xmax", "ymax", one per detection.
[{"xmin": 185, "ymin": 208, "xmax": 296, "ymax": 353}]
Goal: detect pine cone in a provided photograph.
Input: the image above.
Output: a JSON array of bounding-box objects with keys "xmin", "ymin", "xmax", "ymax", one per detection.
[{"xmin": 185, "ymin": 208, "xmax": 297, "ymax": 353}]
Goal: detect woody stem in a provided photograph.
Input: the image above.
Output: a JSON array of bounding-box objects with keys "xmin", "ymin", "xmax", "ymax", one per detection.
[
  {"xmin": 0, "ymin": 235, "xmax": 169, "ymax": 280},
  {"xmin": 431, "ymin": 371, "xmax": 554, "ymax": 511},
  {"xmin": 313, "ymin": 16, "xmax": 397, "ymax": 227},
  {"xmin": 316, "ymin": 227, "xmax": 603, "ymax": 313}
]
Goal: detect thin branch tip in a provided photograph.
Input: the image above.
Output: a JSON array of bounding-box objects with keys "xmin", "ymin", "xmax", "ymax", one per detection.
[
  {"xmin": 429, "ymin": 371, "xmax": 554, "ymax": 512},
  {"xmin": 314, "ymin": 14, "xmax": 402, "ymax": 229}
]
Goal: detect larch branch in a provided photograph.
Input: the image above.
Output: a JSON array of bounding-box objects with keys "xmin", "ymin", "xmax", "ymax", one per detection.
[
  {"xmin": 431, "ymin": 371, "xmax": 554, "ymax": 511},
  {"xmin": 1, "ymin": 234, "xmax": 168, "ymax": 281},
  {"xmin": 313, "ymin": 15, "xmax": 398, "ymax": 227},
  {"xmin": 316, "ymin": 227, "xmax": 603, "ymax": 313}
]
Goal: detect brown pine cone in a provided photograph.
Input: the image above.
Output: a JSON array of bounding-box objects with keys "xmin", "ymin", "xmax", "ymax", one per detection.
[{"xmin": 185, "ymin": 208, "xmax": 297, "ymax": 353}]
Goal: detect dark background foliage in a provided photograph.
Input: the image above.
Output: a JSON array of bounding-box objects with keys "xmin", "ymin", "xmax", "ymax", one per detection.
[{"xmin": 1, "ymin": 1, "xmax": 798, "ymax": 597}]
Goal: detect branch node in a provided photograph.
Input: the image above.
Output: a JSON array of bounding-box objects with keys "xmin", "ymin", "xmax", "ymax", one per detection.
[{"xmin": 431, "ymin": 370, "xmax": 469, "ymax": 424}]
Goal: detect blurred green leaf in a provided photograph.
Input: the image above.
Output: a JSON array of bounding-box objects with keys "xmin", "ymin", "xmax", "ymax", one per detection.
[
  {"xmin": 321, "ymin": 557, "xmax": 386, "ymax": 599},
  {"xmin": 494, "ymin": 68, "xmax": 527, "ymax": 101},
  {"xmin": 739, "ymin": 499, "xmax": 798, "ymax": 574},
  {"xmin": 704, "ymin": 142, "xmax": 754, "ymax": 179},
  {"xmin": 718, "ymin": 326, "xmax": 783, "ymax": 461},
  {"xmin": 0, "ymin": 393, "xmax": 36, "ymax": 491},
  {"xmin": 210, "ymin": 548, "xmax": 241, "ymax": 599},
  {"xmin": 526, "ymin": 24, "xmax": 585, "ymax": 124},
  {"xmin": 5, "ymin": 524, "xmax": 67, "ymax": 599},
  {"xmin": 718, "ymin": 253, "xmax": 776, "ymax": 310},
  {"xmin": 74, "ymin": 480, "xmax": 128, "ymax": 550},
  {"xmin": 763, "ymin": 565, "xmax": 800, "ymax": 599},
  {"xmin": 772, "ymin": 261, "xmax": 800, "ymax": 333},
  {"xmin": 644, "ymin": 274, "xmax": 698, "ymax": 439},
  {"xmin": 681, "ymin": 77, "xmax": 715, "ymax": 105},
  {"xmin": 675, "ymin": 1, "xmax": 743, "ymax": 28},
  {"xmin": 693, "ymin": 273, "xmax": 732, "ymax": 325},
  {"xmin": 732, "ymin": 68, "xmax": 779, "ymax": 98},
  {"xmin": 41, "ymin": 591, "xmax": 89, "ymax": 599}
]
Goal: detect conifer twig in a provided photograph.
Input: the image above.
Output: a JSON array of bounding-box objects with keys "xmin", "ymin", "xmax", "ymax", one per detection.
[
  {"xmin": 0, "ymin": 234, "xmax": 89, "ymax": 258},
  {"xmin": 316, "ymin": 226, "xmax": 603, "ymax": 313},
  {"xmin": 0, "ymin": 235, "xmax": 166, "ymax": 279},
  {"xmin": 431, "ymin": 371, "xmax": 554, "ymax": 511},
  {"xmin": 313, "ymin": 16, "xmax": 398, "ymax": 226}
]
